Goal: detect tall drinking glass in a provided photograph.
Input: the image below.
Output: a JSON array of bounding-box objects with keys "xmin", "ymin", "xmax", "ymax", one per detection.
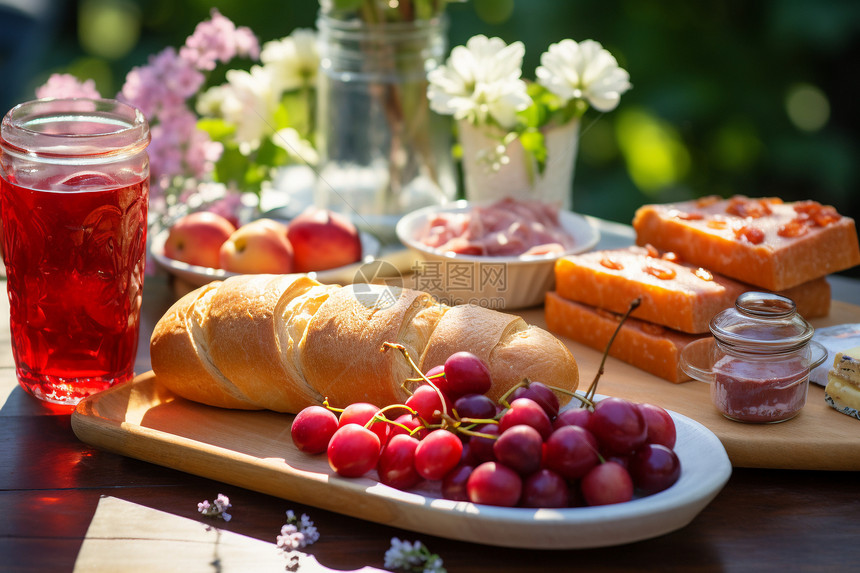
[{"xmin": 0, "ymin": 98, "xmax": 150, "ymax": 407}]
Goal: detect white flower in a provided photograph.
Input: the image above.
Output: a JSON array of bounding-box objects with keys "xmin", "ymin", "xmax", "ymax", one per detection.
[
  {"xmin": 195, "ymin": 84, "xmax": 230, "ymax": 116},
  {"xmin": 260, "ymin": 28, "xmax": 319, "ymax": 93},
  {"xmin": 428, "ymin": 35, "xmax": 531, "ymax": 130},
  {"xmin": 219, "ymin": 65, "xmax": 280, "ymax": 153},
  {"xmin": 273, "ymin": 127, "xmax": 319, "ymax": 165},
  {"xmin": 536, "ymin": 39, "xmax": 631, "ymax": 112}
]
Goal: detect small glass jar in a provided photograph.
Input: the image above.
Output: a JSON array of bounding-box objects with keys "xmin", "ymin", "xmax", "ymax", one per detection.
[{"xmin": 680, "ymin": 292, "xmax": 827, "ymax": 423}]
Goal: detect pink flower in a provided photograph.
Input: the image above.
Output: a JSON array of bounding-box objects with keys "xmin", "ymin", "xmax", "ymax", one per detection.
[
  {"xmin": 120, "ymin": 47, "xmax": 204, "ymax": 118},
  {"xmin": 180, "ymin": 8, "xmax": 260, "ymax": 71},
  {"xmin": 35, "ymin": 74, "xmax": 101, "ymax": 99},
  {"xmin": 147, "ymin": 108, "xmax": 222, "ymax": 182}
]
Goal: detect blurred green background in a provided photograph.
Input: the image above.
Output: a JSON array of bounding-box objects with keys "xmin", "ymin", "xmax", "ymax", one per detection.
[{"xmin": 2, "ymin": 0, "xmax": 858, "ymax": 250}]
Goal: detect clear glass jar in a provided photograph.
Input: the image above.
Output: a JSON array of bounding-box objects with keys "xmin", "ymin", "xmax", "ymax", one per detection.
[
  {"xmin": 680, "ymin": 292, "xmax": 828, "ymax": 423},
  {"xmin": 315, "ymin": 12, "xmax": 456, "ymax": 240}
]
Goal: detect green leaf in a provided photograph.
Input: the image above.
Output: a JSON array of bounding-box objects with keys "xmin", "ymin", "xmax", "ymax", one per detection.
[
  {"xmin": 256, "ymin": 136, "xmax": 289, "ymax": 168},
  {"xmin": 213, "ymin": 145, "xmax": 253, "ymax": 190},
  {"xmin": 414, "ymin": 0, "xmax": 435, "ymax": 20},
  {"xmin": 280, "ymin": 90, "xmax": 314, "ymax": 137},
  {"xmin": 520, "ymin": 128, "xmax": 548, "ymax": 176},
  {"xmin": 197, "ymin": 118, "xmax": 236, "ymax": 141},
  {"xmin": 330, "ymin": 0, "xmax": 364, "ymax": 12}
]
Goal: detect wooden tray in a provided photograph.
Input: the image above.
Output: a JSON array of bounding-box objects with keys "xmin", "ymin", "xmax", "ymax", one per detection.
[
  {"xmin": 520, "ymin": 300, "xmax": 860, "ymax": 471},
  {"xmin": 71, "ymin": 375, "xmax": 731, "ymax": 549}
]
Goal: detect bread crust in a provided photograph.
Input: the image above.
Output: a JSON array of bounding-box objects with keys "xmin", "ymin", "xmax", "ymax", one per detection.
[
  {"xmin": 206, "ymin": 274, "xmax": 325, "ymax": 412},
  {"xmin": 150, "ymin": 275, "xmax": 580, "ymax": 412},
  {"xmin": 421, "ymin": 304, "xmax": 579, "ymax": 402},
  {"xmin": 150, "ymin": 282, "xmax": 258, "ymax": 409},
  {"xmin": 301, "ymin": 284, "xmax": 441, "ymax": 407}
]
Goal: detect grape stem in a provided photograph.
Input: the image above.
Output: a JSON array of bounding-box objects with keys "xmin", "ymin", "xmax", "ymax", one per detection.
[
  {"xmin": 322, "ymin": 397, "xmax": 342, "ymax": 413},
  {"xmin": 439, "ymin": 411, "xmax": 499, "ymax": 440},
  {"xmin": 381, "ymin": 341, "xmax": 450, "ymax": 419},
  {"xmin": 405, "ymin": 372, "xmax": 445, "ymax": 384},
  {"xmin": 497, "ymin": 377, "xmax": 583, "ymax": 410},
  {"xmin": 496, "ymin": 378, "xmax": 529, "ymax": 408},
  {"xmin": 584, "ymin": 297, "xmax": 641, "ymax": 403}
]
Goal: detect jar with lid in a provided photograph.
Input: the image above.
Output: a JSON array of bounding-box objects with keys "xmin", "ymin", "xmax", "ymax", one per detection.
[{"xmin": 680, "ymin": 292, "xmax": 828, "ymax": 423}]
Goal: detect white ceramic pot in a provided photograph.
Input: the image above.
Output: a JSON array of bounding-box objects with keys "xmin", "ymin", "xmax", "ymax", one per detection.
[{"xmin": 458, "ymin": 118, "xmax": 580, "ymax": 210}]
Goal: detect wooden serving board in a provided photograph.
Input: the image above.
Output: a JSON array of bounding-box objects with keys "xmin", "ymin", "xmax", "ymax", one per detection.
[
  {"xmin": 67, "ymin": 298, "xmax": 859, "ymax": 548},
  {"xmin": 70, "ymin": 373, "xmax": 731, "ymax": 549},
  {"xmin": 521, "ymin": 300, "xmax": 860, "ymax": 471}
]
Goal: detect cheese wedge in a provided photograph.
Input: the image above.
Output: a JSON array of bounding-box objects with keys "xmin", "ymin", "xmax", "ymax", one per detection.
[{"xmin": 825, "ymin": 345, "xmax": 860, "ymax": 420}]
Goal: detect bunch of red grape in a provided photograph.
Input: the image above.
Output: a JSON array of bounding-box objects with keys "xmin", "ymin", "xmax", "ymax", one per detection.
[{"xmin": 290, "ymin": 350, "xmax": 681, "ymax": 508}]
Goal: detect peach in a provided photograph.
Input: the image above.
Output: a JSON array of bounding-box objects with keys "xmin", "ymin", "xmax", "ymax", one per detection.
[
  {"xmin": 163, "ymin": 211, "xmax": 236, "ymax": 268},
  {"xmin": 219, "ymin": 218, "xmax": 294, "ymax": 274},
  {"xmin": 286, "ymin": 207, "xmax": 362, "ymax": 272}
]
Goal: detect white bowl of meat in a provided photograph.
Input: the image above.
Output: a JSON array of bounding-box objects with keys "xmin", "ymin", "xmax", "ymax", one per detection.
[{"xmin": 396, "ymin": 198, "xmax": 600, "ymax": 309}]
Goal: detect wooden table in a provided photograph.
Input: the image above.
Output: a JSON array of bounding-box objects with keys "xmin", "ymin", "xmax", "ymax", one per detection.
[{"xmin": 3, "ymin": 268, "xmax": 860, "ymax": 572}]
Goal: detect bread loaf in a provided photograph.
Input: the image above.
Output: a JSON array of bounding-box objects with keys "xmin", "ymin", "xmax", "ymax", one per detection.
[{"xmin": 150, "ymin": 274, "xmax": 579, "ymax": 413}]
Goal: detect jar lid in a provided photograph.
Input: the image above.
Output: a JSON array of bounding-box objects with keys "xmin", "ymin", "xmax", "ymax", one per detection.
[{"xmin": 709, "ymin": 292, "xmax": 814, "ymax": 354}]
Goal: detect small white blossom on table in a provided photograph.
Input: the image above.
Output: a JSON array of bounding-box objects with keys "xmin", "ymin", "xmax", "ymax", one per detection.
[
  {"xmin": 197, "ymin": 493, "xmax": 232, "ymax": 522},
  {"xmin": 384, "ymin": 537, "xmax": 446, "ymax": 573},
  {"xmin": 276, "ymin": 510, "xmax": 320, "ymax": 571}
]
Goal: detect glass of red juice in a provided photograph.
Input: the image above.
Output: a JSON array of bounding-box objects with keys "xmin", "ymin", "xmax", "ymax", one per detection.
[{"xmin": 0, "ymin": 98, "xmax": 150, "ymax": 408}]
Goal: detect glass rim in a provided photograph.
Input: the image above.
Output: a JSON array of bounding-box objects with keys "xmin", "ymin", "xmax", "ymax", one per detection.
[{"xmin": 0, "ymin": 97, "xmax": 150, "ymax": 159}]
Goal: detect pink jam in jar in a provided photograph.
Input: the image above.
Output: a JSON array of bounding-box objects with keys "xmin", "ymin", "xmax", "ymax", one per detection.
[
  {"xmin": 682, "ymin": 292, "xmax": 828, "ymax": 424},
  {"xmin": 712, "ymin": 354, "xmax": 809, "ymax": 423}
]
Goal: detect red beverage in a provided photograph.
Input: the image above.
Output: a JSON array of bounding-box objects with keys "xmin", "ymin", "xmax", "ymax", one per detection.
[
  {"xmin": 0, "ymin": 172, "xmax": 148, "ymax": 404},
  {"xmin": 0, "ymin": 98, "xmax": 150, "ymax": 408}
]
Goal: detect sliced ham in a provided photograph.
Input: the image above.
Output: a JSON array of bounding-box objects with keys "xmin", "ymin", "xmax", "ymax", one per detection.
[{"xmin": 416, "ymin": 198, "xmax": 576, "ymax": 257}]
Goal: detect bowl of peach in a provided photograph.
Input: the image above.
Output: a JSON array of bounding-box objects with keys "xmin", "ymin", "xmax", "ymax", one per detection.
[
  {"xmin": 395, "ymin": 198, "xmax": 600, "ymax": 309},
  {"xmin": 152, "ymin": 207, "xmax": 381, "ymax": 287}
]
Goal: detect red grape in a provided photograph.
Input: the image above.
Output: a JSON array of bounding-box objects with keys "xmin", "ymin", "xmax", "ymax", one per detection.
[
  {"xmin": 327, "ymin": 424, "xmax": 381, "ymax": 477},
  {"xmin": 291, "ymin": 406, "xmax": 338, "ymax": 454},
  {"xmin": 468, "ymin": 423, "xmax": 499, "ymax": 463},
  {"xmin": 587, "ymin": 397, "xmax": 647, "ymax": 456},
  {"xmin": 442, "ymin": 351, "xmax": 492, "ymax": 398},
  {"xmin": 638, "ymin": 403, "xmax": 677, "ymax": 449},
  {"xmin": 499, "ymin": 398, "xmax": 553, "ymax": 440},
  {"xmin": 510, "ymin": 381, "xmax": 560, "ymax": 418},
  {"xmin": 552, "ymin": 407, "xmax": 592, "ymax": 430},
  {"xmin": 414, "ymin": 429, "xmax": 463, "ymax": 481},
  {"xmin": 441, "ymin": 464, "xmax": 473, "ymax": 501},
  {"xmin": 467, "ymin": 462, "xmax": 522, "ymax": 507},
  {"xmin": 520, "ymin": 469, "xmax": 570, "ymax": 508},
  {"xmin": 425, "ymin": 364, "xmax": 445, "ymax": 381},
  {"xmin": 377, "ymin": 434, "xmax": 422, "ymax": 490},
  {"xmin": 338, "ymin": 402, "xmax": 389, "ymax": 446},
  {"xmin": 405, "ymin": 384, "xmax": 452, "ymax": 424},
  {"xmin": 580, "ymin": 461, "xmax": 634, "ymax": 506},
  {"xmin": 454, "ymin": 393, "xmax": 497, "ymax": 420},
  {"xmin": 543, "ymin": 425, "xmax": 600, "ymax": 479},
  {"xmin": 628, "ymin": 443, "xmax": 681, "ymax": 495},
  {"xmin": 388, "ymin": 413, "xmax": 427, "ymax": 441},
  {"xmin": 493, "ymin": 424, "xmax": 543, "ymax": 475}
]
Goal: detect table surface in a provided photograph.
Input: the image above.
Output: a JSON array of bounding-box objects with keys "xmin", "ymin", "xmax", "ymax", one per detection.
[{"xmin": 3, "ymin": 222, "xmax": 860, "ymax": 572}]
